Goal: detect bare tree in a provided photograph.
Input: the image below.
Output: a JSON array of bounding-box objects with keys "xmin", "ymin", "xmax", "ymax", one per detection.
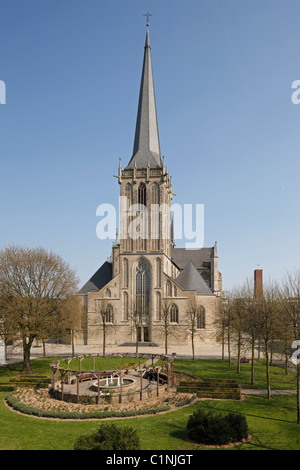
[
  {"xmin": 185, "ymin": 296, "xmax": 205, "ymax": 360},
  {"xmin": 60, "ymin": 295, "xmax": 86, "ymax": 356},
  {"xmin": 128, "ymin": 300, "xmax": 149, "ymax": 355},
  {"xmin": 255, "ymin": 281, "xmax": 281, "ymax": 399},
  {"xmin": 154, "ymin": 299, "xmax": 180, "ymax": 355},
  {"xmin": 281, "ymin": 270, "xmax": 300, "ymax": 424},
  {"xmin": 95, "ymin": 298, "xmax": 115, "ymax": 356},
  {"xmin": 214, "ymin": 294, "xmax": 229, "ymax": 361},
  {"xmin": 0, "ymin": 246, "xmax": 79, "ymax": 372}
]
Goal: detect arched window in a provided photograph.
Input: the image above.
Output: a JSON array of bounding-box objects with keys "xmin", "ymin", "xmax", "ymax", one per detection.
[
  {"xmin": 137, "ymin": 183, "xmax": 147, "ymax": 251},
  {"xmin": 106, "ymin": 304, "xmax": 114, "ymax": 323},
  {"xmin": 125, "ymin": 184, "xmax": 133, "ymax": 251},
  {"xmin": 170, "ymin": 304, "xmax": 179, "ymax": 323},
  {"xmin": 173, "ymin": 286, "xmax": 177, "ymax": 297},
  {"xmin": 138, "ymin": 182, "xmax": 146, "ymax": 207},
  {"xmin": 123, "ymin": 292, "xmax": 129, "ymax": 321},
  {"xmin": 197, "ymin": 306, "xmax": 206, "ymax": 329},
  {"xmin": 136, "ymin": 259, "xmax": 150, "ymax": 314},
  {"xmin": 201, "ymin": 272, "xmax": 211, "ymax": 288},
  {"xmin": 156, "ymin": 291, "xmax": 161, "ymax": 321},
  {"xmin": 105, "ymin": 288, "xmax": 111, "ymax": 298},
  {"xmin": 151, "ymin": 183, "xmax": 160, "ymax": 250},
  {"xmin": 123, "ymin": 258, "xmax": 128, "ymax": 288},
  {"xmin": 156, "ymin": 258, "xmax": 161, "ymax": 287},
  {"xmin": 166, "ymin": 280, "xmax": 172, "ymax": 297}
]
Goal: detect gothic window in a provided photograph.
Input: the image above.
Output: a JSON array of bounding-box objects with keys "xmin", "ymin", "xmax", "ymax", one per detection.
[
  {"xmin": 197, "ymin": 306, "xmax": 206, "ymax": 329},
  {"xmin": 105, "ymin": 288, "xmax": 111, "ymax": 298},
  {"xmin": 106, "ymin": 304, "xmax": 114, "ymax": 323},
  {"xmin": 170, "ymin": 304, "xmax": 179, "ymax": 323},
  {"xmin": 156, "ymin": 258, "xmax": 161, "ymax": 287},
  {"xmin": 151, "ymin": 183, "xmax": 160, "ymax": 250},
  {"xmin": 125, "ymin": 184, "xmax": 133, "ymax": 251},
  {"xmin": 138, "ymin": 182, "xmax": 146, "ymax": 207},
  {"xmin": 123, "ymin": 292, "xmax": 129, "ymax": 321},
  {"xmin": 123, "ymin": 258, "xmax": 129, "ymax": 288},
  {"xmin": 156, "ymin": 291, "xmax": 161, "ymax": 321},
  {"xmin": 137, "ymin": 183, "xmax": 147, "ymax": 250},
  {"xmin": 166, "ymin": 280, "xmax": 172, "ymax": 297},
  {"xmin": 201, "ymin": 272, "xmax": 211, "ymax": 288},
  {"xmin": 136, "ymin": 259, "xmax": 150, "ymax": 314}
]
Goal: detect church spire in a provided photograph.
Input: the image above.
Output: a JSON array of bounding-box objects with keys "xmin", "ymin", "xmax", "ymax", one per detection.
[{"xmin": 126, "ymin": 25, "xmax": 162, "ymax": 169}]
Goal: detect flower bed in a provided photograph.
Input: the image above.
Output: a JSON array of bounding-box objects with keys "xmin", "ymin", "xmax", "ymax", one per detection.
[{"xmin": 5, "ymin": 387, "xmax": 195, "ymax": 420}]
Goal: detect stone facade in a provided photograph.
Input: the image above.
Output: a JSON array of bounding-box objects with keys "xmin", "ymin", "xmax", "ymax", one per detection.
[{"xmin": 78, "ymin": 27, "xmax": 222, "ymax": 348}]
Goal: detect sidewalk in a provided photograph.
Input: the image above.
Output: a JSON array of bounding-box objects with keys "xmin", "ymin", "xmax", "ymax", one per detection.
[{"xmin": 3, "ymin": 341, "xmax": 226, "ymax": 365}]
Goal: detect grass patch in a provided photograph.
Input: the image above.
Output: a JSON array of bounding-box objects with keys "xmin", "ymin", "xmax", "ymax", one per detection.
[
  {"xmin": 0, "ymin": 392, "xmax": 299, "ymax": 450},
  {"xmin": 0, "ymin": 357, "xmax": 299, "ymax": 450},
  {"xmin": 0, "ymin": 356, "xmax": 146, "ymax": 385}
]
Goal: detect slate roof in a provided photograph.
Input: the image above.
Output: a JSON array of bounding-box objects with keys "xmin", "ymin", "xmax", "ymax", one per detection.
[
  {"xmin": 171, "ymin": 247, "xmax": 213, "ymax": 271},
  {"xmin": 175, "ymin": 261, "xmax": 213, "ymax": 296},
  {"xmin": 126, "ymin": 28, "xmax": 162, "ymax": 170},
  {"xmin": 79, "ymin": 261, "xmax": 112, "ymax": 295}
]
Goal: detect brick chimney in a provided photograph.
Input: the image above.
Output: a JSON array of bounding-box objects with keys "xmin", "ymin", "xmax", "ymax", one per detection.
[{"xmin": 254, "ymin": 269, "xmax": 263, "ymax": 298}]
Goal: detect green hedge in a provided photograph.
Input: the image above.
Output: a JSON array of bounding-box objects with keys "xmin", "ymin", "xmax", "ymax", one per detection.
[
  {"xmin": 0, "ymin": 384, "xmax": 16, "ymax": 392},
  {"xmin": 10, "ymin": 377, "xmax": 51, "ymax": 384},
  {"xmin": 179, "ymin": 380, "xmax": 239, "ymax": 388},
  {"xmin": 5, "ymin": 393, "xmax": 171, "ymax": 420}
]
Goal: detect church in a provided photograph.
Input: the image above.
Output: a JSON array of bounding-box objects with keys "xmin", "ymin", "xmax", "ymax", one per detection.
[{"xmin": 78, "ymin": 26, "xmax": 222, "ymax": 348}]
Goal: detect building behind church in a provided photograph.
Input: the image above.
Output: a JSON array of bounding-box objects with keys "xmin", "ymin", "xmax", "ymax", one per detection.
[{"xmin": 78, "ymin": 26, "xmax": 222, "ymax": 348}]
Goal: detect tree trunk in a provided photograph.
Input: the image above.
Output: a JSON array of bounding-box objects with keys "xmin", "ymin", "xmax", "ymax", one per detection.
[
  {"xmin": 237, "ymin": 330, "xmax": 241, "ymax": 375},
  {"xmin": 285, "ymin": 339, "xmax": 289, "ymax": 375},
  {"xmin": 191, "ymin": 329, "xmax": 195, "ymax": 360},
  {"xmin": 71, "ymin": 330, "xmax": 75, "ymax": 357},
  {"xmin": 228, "ymin": 327, "xmax": 231, "ymax": 367},
  {"xmin": 251, "ymin": 334, "xmax": 255, "ymax": 385},
  {"xmin": 135, "ymin": 327, "xmax": 139, "ymax": 355},
  {"xmin": 221, "ymin": 321, "xmax": 225, "ymax": 360},
  {"xmin": 265, "ymin": 341, "xmax": 271, "ymax": 399},
  {"xmin": 102, "ymin": 324, "xmax": 106, "ymax": 357},
  {"xmin": 42, "ymin": 338, "xmax": 46, "ymax": 357},
  {"xmin": 165, "ymin": 328, "xmax": 168, "ymax": 356},
  {"xmin": 257, "ymin": 339, "xmax": 261, "ymax": 360},
  {"xmin": 22, "ymin": 336, "xmax": 33, "ymax": 372},
  {"xmin": 297, "ymin": 362, "xmax": 300, "ymax": 425}
]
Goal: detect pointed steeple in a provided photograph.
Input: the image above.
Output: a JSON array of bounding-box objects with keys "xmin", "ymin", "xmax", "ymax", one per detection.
[{"xmin": 126, "ymin": 27, "xmax": 162, "ymax": 169}]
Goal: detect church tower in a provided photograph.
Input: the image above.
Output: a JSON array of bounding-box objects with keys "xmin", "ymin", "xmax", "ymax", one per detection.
[
  {"xmin": 113, "ymin": 25, "xmax": 174, "ymax": 342},
  {"xmin": 79, "ymin": 24, "xmax": 222, "ymax": 348}
]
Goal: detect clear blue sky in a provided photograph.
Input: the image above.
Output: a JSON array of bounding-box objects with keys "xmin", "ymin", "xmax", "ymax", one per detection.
[{"xmin": 0, "ymin": 0, "xmax": 300, "ymax": 291}]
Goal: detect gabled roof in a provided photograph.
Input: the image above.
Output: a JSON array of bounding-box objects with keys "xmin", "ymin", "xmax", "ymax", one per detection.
[
  {"xmin": 126, "ymin": 28, "xmax": 162, "ymax": 169},
  {"xmin": 171, "ymin": 247, "xmax": 213, "ymax": 271},
  {"xmin": 79, "ymin": 261, "xmax": 112, "ymax": 295},
  {"xmin": 175, "ymin": 261, "xmax": 213, "ymax": 296}
]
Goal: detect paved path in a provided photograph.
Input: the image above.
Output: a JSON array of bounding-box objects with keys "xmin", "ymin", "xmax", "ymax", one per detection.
[{"xmin": 242, "ymin": 389, "xmax": 297, "ymax": 395}]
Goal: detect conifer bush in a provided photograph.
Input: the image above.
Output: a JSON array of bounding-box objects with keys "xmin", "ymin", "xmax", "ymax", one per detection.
[
  {"xmin": 186, "ymin": 408, "xmax": 248, "ymax": 446},
  {"xmin": 74, "ymin": 423, "xmax": 141, "ymax": 450}
]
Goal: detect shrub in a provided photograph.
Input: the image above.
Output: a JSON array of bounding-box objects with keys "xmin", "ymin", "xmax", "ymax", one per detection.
[
  {"xmin": 186, "ymin": 408, "xmax": 248, "ymax": 446},
  {"xmin": 74, "ymin": 424, "xmax": 141, "ymax": 450}
]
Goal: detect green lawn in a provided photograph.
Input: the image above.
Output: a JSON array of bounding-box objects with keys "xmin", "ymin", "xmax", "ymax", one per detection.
[
  {"xmin": 0, "ymin": 356, "xmax": 299, "ymax": 450},
  {"xmin": 0, "ymin": 392, "xmax": 299, "ymax": 450},
  {"xmin": 172, "ymin": 358, "xmax": 297, "ymax": 390},
  {"xmin": 0, "ymin": 356, "xmax": 145, "ymax": 384}
]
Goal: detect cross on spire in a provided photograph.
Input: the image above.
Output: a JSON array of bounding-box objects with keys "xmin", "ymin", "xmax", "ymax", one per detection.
[{"xmin": 143, "ymin": 11, "xmax": 152, "ymax": 27}]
